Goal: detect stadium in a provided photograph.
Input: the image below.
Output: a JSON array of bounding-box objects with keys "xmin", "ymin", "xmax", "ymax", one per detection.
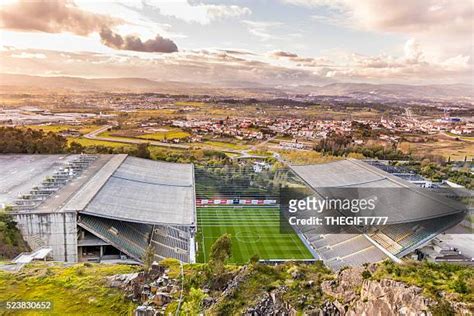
[
  {"xmin": 0, "ymin": 155, "xmax": 467, "ymax": 269},
  {"xmin": 1, "ymin": 154, "xmax": 196, "ymax": 264}
]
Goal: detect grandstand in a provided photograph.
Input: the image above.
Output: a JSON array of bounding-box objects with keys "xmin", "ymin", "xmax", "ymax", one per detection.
[
  {"xmin": 2, "ymin": 154, "xmax": 196, "ymax": 263},
  {"xmin": 289, "ymin": 159, "xmax": 467, "ymax": 270},
  {"xmin": 2, "ymin": 154, "xmax": 467, "ymax": 269}
]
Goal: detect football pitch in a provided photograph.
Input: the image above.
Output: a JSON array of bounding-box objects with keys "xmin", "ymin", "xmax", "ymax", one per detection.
[{"xmin": 196, "ymin": 206, "xmax": 314, "ymax": 263}]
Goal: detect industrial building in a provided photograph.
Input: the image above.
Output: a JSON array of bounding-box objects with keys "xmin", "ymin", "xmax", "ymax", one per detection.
[{"xmin": 0, "ymin": 154, "xmax": 196, "ymax": 263}]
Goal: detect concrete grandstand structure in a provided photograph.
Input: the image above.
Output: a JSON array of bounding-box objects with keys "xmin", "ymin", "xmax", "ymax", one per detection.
[
  {"xmin": 1, "ymin": 154, "xmax": 468, "ymax": 270},
  {"xmin": 0, "ymin": 154, "xmax": 196, "ymax": 263},
  {"xmin": 289, "ymin": 159, "xmax": 467, "ymax": 270}
]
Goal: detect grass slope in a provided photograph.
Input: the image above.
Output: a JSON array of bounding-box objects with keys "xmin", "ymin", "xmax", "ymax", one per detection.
[
  {"xmin": 196, "ymin": 207, "xmax": 313, "ymax": 264},
  {"xmin": 0, "ymin": 263, "xmax": 139, "ymax": 316}
]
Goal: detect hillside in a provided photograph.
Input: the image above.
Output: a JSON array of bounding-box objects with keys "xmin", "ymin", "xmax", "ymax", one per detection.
[
  {"xmin": 0, "ymin": 263, "xmax": 139, "ymax": 315},
  {"xmin": 0, "ymin": 73, "xmax": 206, "ymax": 93},
  {"xmin": 0, "ymin": 73, "xmax": 275, "ymax": 97},
  {"xmin": 290, "ymin": 82, "xmax": 474, "ymax": 103},
  {"xmin": 0, "ymin": 73, "xmax": 472, "ymax": 102},
  {"xmin": 2, "ymin": 260, "xmax": 471, "ymax": 315}
]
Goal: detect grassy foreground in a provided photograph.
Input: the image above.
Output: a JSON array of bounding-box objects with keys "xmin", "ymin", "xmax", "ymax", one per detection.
[
  {"xmin": 0, "ymin": 259, "xmax": 472, "ymax": 315},
  {"xmin": 0, "ymin": 263, "xmax": 139, "ymax": 316}
]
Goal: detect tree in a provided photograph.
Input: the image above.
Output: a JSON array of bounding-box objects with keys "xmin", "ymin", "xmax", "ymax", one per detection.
[
  {"xmin": 181, "ymin": 288, "xmax": 207, "ymax": 315},
  {"xmin": 208, "ymin": 234, "xmax": 232, "ymax": 276},
  {"xmin": 135, "ymin": 143, "xmax": 151, "ymax": 159},
  {"xmin": 69, "ymin": 141, "xmax": 84, "ymax": 154},
  {"xmin": 249, "ymin": 254, "xmax": 260, "ymax": 265},
  {"xmin": 0, "ymin": 127, "xmax": 67, "ymax": 154},
  {"xmin": 142, "ymin": 244, "xmax": 155, "ymax": 275}
]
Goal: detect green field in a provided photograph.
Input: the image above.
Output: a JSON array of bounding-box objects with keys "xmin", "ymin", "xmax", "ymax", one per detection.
[
  {"xmin": 203, "ymin": 140, "xmax": 249, "ymax": 150},
  {"xmin": 196, "ymin": 206, "xmax": 313, "ymax": 264},
  {"xmin": 137, "ymin": 129, "xmax": 190, "ymax": 141},
  {"xmin": 67, "ymin": 137, "xmax": 135, "ymax": 148}
]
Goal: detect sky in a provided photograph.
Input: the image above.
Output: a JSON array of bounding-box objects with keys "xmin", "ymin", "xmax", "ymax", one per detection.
[{"xmin": 0, "ymin": 0, "xmax": 472, "ymax": 86}]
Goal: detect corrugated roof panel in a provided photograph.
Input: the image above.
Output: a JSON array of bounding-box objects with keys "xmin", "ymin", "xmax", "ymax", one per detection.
[{"xmin": 81, "ymin": 156, "xmax": 195, "ymax": 225}]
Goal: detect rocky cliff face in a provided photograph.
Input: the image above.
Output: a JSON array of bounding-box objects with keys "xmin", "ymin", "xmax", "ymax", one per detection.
[
  {"xmin": 321, "ymin": 267, "xmax": 433, "ymax": 315},
  {"xmin": 319, "ymin": 266, "xmax": 472, "ymax": 316},
  {"xmin": 243, "ymin": 265, "xmax": 472, "ymax": 316},
  {"xmin": 107, "ymin": 262, "xmax": 472, "ymax": 316}
]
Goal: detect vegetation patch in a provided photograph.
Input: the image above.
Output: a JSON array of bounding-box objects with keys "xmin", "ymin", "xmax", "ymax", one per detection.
[
  {"xmin": 0, "ymin": 263, "xmax": 140, "ymax": 315},
  {"xmin": 373, "ymin": 260, "xmax": 474, "ymax": 302},
  {"xmin": 0, "ymin": 212, "xmax": 29, "ymax": 259},
  {"xmin": 278, "ymin": 150, "xmax": 341, "ymax": 165},
  {"xmin": 203, "ymin": 141, "xmax": 249, "ymax": 150},
  {"xmin": 24, "ymin": 125, "xmax": 99, "ymax": 135},
  {"xmin": 137, "ymin": 129, "xmax": 190, "ymax": 141}
]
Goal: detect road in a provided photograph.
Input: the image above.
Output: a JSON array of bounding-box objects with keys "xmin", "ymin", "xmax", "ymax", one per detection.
[
  {"xmin": 441, "ymin": 132, "xmax": 474, "ymax": 143},
  {"xmin": 84, "ymin": 125, "xmax": 246, "ymax": 154}
]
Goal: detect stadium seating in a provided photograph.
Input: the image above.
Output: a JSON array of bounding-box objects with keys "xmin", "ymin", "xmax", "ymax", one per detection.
[{"xmin": 78, "ymin": 215, "xmax": 151, "ymax": 260}]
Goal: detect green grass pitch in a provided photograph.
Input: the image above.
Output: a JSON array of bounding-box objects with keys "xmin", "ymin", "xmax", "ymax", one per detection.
[{"xmin": 196, "ymin": 206, "xmax": 314, "ymax": 264}]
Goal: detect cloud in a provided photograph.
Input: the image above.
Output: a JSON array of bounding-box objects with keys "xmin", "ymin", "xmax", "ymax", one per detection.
[
  {"xmin": 285, "ymin": 0, "xmax": 473, "ymax": 36},
  {"xmin": 3, "ymin": 46, "xmax": 470, "ymax": 85},
  {"xmin": 269, "ymin": 50, "xmax": 333, "ymax": 67},
  {"xmin": 284, "ymin": 0, "xmax": 473, "ymax": 64},
  {"xmin": 99, "ymin": 27, "xmax": 177, "ymax": 53},
  {"xmin": 270, "ymin": 51, "xmax": 299, "ymax": 58},
  {"xmin": 0, "ymin": 47, "xmax": 330, "ymax": 86},
  {"xmin": 146, "ymin": 0, "xmax": 251, "ymax": 24},
  {"xmin": 0, "ymin": 0, "xmax": 121, "ymax": 35},
  {"xmin": 0, "ymin": 0, "xmax": 178, "ymax": 53},
  {"xmin": 242, "ymin": 20, "xmax": 283, "ymax": 40},
  {"xmin": 217, "ymin": 49, "xmax": 257, "ymax": 56},
  {"xmin": 11, "ymin": 52, "xmax": 47, "ymax": 59}
]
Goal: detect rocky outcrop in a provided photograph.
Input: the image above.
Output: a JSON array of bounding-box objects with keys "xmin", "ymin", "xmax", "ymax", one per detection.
[
  {"xmin": 107, "ymin": 263, "xmax": 472, "ymax": 316},
  {"xmin": 321, "ymin": 267, "xmax": 365, "ymax": 304},
  {"xmin": 320, "ymin": 267, "xmax": 473, "ymax": 316},
  {"xmin": 245, "ymin": 286, "xmax": 297, "ymax": 316},
  {"xmin": 107, "ymin": 262, "xmax": 180, "ymax": 315},
  {"xmin": 347, "ymin": 279, "xmax": 432, "ymax": 316}
]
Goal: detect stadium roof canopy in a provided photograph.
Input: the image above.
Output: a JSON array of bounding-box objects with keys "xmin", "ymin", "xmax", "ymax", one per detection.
[
  {"xmin": 290, "ymin": 159, "xmax": 467, "ymax": 224},
  {"xmin": 63, "ymin": 155, "xmax": 196, "ymax": 225}
]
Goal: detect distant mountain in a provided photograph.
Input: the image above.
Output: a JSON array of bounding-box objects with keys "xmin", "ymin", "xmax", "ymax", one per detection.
[
  {"xmin": 0, "ymin": 73, "xmax": 472, "ymax": 103},
  {"xmin": 0, "ymin": 73, "xmax": 281, "ymax": 97},
  {"xmin": 0, "ymin": 73, "xmax": 203, "ymax": 92},
  {"xmin": 291, "ymin": 83, "xmax": 474, "ymax": 100}
]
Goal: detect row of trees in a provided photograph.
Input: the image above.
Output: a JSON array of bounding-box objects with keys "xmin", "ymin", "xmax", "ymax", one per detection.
[
  {"xmin": 0, "ymin": 127, "xmax": 67, "ymax": 154},
  {"xmin": 315, "ymin": 134, "xmax": 408, "ymax": 160},
  {"xmin": 404, "ymin": 159, "xmax": 473, "ymax": 189},
  {"xmin": 0, "ymin": 127, "xmax": 239, "ymax": 167}
]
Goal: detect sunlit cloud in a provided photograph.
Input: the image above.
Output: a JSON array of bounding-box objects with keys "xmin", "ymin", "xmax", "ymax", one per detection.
[
  {"xmin": 0, "ymin": 0, "xmax": 179, "ymax": 53},
  {"xmin": 144, "ymin": 0, "xmax": 251, "ymax": 24}
]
